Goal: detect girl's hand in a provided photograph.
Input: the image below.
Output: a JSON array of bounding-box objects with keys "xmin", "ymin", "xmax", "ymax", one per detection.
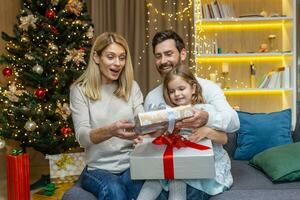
[
  {"xmin": 133, "ymin": 135, "xmax": 144, "ymax": 146},
  {"xmin": 188, "ymin": 127, "xmax": 227, "ymax": 145},
  {"xmin": 110, "ymin": 119, "xmax": 137, "ymax": 140},
  {"xmin": 133, "ymin": 134, "xmax": 153, "ymax": 146},
  {"xmin": 188, "ymin": 127, "xmax": 211, "ymax": 143}
]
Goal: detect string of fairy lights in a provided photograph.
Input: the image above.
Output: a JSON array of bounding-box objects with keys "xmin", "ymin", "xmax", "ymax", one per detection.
[
  {"xmin": 137, "ymin": 0, "xmax": 231, "ymax": 87},
  {"xmin": 137, "ymin": 0, "xmax": 197, "ymax": 83}
]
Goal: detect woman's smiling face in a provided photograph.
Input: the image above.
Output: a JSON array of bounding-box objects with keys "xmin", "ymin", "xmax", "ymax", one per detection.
[{"xmin": 94, "ymin": 43, "xmax": 126, "ymax": 84}]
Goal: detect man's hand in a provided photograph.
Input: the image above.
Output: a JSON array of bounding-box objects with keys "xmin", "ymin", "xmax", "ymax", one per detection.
[{"xmin": 176, "ymin": 108, "xmax": 208, "ymax": 130}]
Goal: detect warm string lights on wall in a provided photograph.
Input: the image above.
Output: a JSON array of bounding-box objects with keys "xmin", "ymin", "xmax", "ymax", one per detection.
[{"xmin": 138, "ymin": 0, "xmax": 195, "ymax": 83}]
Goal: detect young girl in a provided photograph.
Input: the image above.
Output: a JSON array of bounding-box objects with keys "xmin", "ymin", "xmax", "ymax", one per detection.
[{"xmin": 137, "ymin": 65, "xmax": 232, "ymax": 200}]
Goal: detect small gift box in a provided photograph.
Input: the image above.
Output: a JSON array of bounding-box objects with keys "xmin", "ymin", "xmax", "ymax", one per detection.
[
  {"xmin": 130, "ymin": 136, "xmax": 215, "ymax": 180},
  {"xmin": 134, "ymin": 105, "xmax": 193, "ymax": 134},
  {"xmin": 46, "ymin": 152, "xmax": 85, "ymax": 183},
  {"xmin": 6, "ymin": 149, "xmax": 30, "ymax": 200}
]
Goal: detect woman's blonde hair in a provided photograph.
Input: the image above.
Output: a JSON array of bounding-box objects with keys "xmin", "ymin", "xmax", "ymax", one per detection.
[
  {"xmin": 163, "ymin": 65, "xmax": 204, "ymax": 107},
  {"xmin": 72, "ymin": 32, "xmax": 134, "ymax": 101}
]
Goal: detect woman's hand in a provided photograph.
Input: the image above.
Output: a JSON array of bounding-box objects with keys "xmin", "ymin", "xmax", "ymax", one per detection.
[{"xmin": 110, "ymin": 119, "xmax": 138, "ymax": 140}]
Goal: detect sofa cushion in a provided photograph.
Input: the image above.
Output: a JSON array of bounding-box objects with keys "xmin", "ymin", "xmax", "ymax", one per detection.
[
  {"xmin": 234, "ymin": 109, "xmax": 292, "ymax": 160},
  {"xmin": 249, "ymin": 142, "xmax": 300, "ymax": 182},
  {"xmin": 210, "ymin": 189, "xmax": 300, "ymax": 200},
  {"xmin": 211, "ymin": 160, "xmax": 300, "ymax": 200},
  {"xmin": 229, "ymin": 160, "xmax": 300, "ymax": 190}
]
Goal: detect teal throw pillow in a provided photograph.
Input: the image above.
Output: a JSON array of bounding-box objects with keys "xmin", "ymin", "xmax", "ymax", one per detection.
[
  {"xmin": 249, "ymin": 142, "xmax": 300, "ymax": 182},
  {"xmin": 234, "ymin": 109, "xmax": 292, "ymax": 160}
]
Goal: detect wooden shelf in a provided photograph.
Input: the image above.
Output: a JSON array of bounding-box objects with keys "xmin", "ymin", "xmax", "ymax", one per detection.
[
  {"xmin": 196, "ymin": 52, "xmax": 293, "ymax": 62},
  {"xmin": 196, "ymin": 17, "xmax": 293, "ymax": 30},
  {"xmin": 194, "ymin": 0, "xmax": 296, "ymax": 124},
  {"xmin": 224, "ymin": 88, "xmax": 292, "ymax": 95},
  {"xmin": 196, "ymin": 16, "xmax": 293, "ymax": 23}
]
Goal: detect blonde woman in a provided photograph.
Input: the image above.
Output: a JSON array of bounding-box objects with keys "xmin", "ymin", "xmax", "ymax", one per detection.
[{"xmin": 70, "ymin": 32, "xmax": 144, "ymax": 200}]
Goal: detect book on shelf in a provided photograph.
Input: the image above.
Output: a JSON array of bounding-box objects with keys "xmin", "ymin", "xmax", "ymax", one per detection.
[
  {"xmin": 258, "ymin": 66, "xmax": 290, "ymax": 89},
  {"xmin": 201, "ymin": 0, "xmax": 235, "ymax": 19}
]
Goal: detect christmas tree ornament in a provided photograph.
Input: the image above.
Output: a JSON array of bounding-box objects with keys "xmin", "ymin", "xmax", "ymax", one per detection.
[
  {"xmin": 0, "ymin": 139, "xmax": 6, "ymax": 149},
  {"xmin": 3, "ymin": 82, "xmax": 27, "ymax": 102},
  {"xmin": 55, "ymin": 102, "xmax": 71, "ymax": 120},
  {"xmin": 49, "ymin": 43, "xmax": 58, "ymax": 51},
  {"xmin": 50, "ymin": 25, "xmax": 59, "ymax": 35},
  {"xmin": 79, "ymin": 47, "xmax": 85, "ymax": 52},
  {"xmin": 51, "ymin": 0, "xmax": 59, "ymax": 6},
  {"xmin": 66, "ymin": 0, "xmax": 83, "ymax": 16},
  {"xmin": 86, "ymin": 26, "xmax": 94, "ymax": 39},
  {"xmin": 64, "ymin": 48, "xmax": 86, "ymax": 65},
  {"xmin": 24, "ymin": 119, "xmax": 37, "ymax": 131},
  {"xmin": 2, "ymin": 67, "xmax": 13, "ymax": 77},
  {"xmin": 21, "ymin": 36, "xmax": 30, "ymax": 43},
  {"xmin": 25, "ymin": 53, "xmax": 34, "ymax": 60},
  {"xmin": 45, "ymin": 9, "xmax": 56, "ymax": 19},
  {"xmin": 60, "ymin": 126, "xmax": 72, "ymax": 137},
  {"xmin": 35, "ymin": 88, "xmax": 47, "ymax": 98},
  {"xmin": 52, "ymin": 77, "xmax": 59, "ymax": 86},
  {"xmin": 19, "ymin": 14, "xmax": 37, "ymax": 31},
  {"xmin": 32, "ymin": 64, "xmax": 44, "ymax": 74}
]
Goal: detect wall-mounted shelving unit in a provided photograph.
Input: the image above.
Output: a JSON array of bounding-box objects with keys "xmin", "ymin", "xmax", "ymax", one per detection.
[{"xmin": 194, "ymin": 0, "xmax": 297, "ymax": 126}]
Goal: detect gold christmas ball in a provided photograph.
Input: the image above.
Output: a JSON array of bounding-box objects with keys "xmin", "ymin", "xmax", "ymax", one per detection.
[
  {"xmin": 24, "ymin": 120, "xmax": 37, "ymax": 131},
  {"xmin": 32, "ymin": 64, "xmax": 44, "ymax": 74},
  {"xmin": 21, "ymin": 36, "xmax": 29, "ymax": 42}
]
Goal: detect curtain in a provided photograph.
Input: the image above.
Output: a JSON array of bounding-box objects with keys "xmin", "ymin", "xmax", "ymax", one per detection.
[{"xmin": 86, "ymin": 0, "xmax": 194, "ymax": 95}]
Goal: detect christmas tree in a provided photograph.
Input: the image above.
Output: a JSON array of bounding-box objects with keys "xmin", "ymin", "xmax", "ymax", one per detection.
[{"xmin": 0, "ymin": 0, "xmax": 93, "ymax": 154}]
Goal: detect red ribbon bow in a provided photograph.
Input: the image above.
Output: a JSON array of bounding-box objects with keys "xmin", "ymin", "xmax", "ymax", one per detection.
[{"xmin": 152, "ymin": 133, "xmax": 210, "ymax": 179}]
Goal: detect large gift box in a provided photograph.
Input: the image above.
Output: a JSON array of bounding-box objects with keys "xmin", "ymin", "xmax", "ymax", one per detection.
[
  {"xmin": 6, "ymin": 151, "xmax": 30, "ymax": 200},
  {"xmin": 134, "ymin": 105, "xmax": 193, "ymax": 134},
  {"xmin": 130, "ymin": 136, "xmax": 215, "ymax": 179},
  {"xmin": 46, "ymin": 152, "xmax": 85, "ymax": 183}
]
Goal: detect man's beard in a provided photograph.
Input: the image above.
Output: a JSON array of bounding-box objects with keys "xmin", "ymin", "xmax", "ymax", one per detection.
[{"xmin": 158, "ymin": 56, "xmax": 182, "ymax": 75}]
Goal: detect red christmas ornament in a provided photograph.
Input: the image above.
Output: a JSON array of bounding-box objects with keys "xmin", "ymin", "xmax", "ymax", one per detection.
[
  {"xmin": 52, "ymin": 78, "xmax": 59, "ymax": 86},
  {"xmin": 2, "ymin": 67, "xmax": 13, "ymax": 77},
  {"xmin": 60, "ymin": 126, "xmax": 72, "ymax": 137},
  {"xmin": 79, "ymin": 47, "xmax": 85, "ymax": 52},
  {"xmin": 50, "ymin": 25, "xmax": 59, "ymax": 35},
  {"xmin": 45, "ymin": 9, "xmax": 56, "ymax": 19},
  {"xmin": 34, "ymin": 88, "xmax": 47, "ymax": 98}
]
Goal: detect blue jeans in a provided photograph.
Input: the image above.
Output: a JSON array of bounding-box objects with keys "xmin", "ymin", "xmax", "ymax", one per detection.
[
  {"xmin": 157, "ymin": 184, "xmax": 211, "ymax": 200},
  {"xmin": 82, "ymin": 168, "xmax": 144, "ymax": 200}
]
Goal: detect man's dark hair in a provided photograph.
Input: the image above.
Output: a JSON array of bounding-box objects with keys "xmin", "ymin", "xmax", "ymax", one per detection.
[{"xmin": 152, "ymin": 30, "xmax": 185, "ymax": 54}]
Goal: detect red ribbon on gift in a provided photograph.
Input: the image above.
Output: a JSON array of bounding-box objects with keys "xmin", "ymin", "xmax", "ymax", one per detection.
[{"xmin": 152, "ymin": 133, "xmax": 210, "ymax": 179}]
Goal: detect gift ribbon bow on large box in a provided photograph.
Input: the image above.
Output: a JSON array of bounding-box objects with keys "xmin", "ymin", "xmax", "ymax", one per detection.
[{"xmin": 152, "ymin": 133, "xmax": 211, "ymax": 179}]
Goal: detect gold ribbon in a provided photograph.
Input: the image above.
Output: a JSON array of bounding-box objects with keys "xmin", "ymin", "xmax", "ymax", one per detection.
[{"xmin": 55, "ymin": 154, "xmax": 74, "ymax": 170}]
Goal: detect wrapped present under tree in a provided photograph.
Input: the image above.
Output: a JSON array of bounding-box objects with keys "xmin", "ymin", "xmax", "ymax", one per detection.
[
  {"xmin": 6, "ymin": 149, "xmax": 30, "ymax": 200},
  {"xmin": 46, "ymin": 152, "xmax": 85, "ymax": 183}
]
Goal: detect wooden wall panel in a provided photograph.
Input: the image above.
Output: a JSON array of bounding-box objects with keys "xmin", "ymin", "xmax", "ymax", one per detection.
[{"xmin": 0, "ymin": 0, "xmax": 21, "ymax": 85}]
